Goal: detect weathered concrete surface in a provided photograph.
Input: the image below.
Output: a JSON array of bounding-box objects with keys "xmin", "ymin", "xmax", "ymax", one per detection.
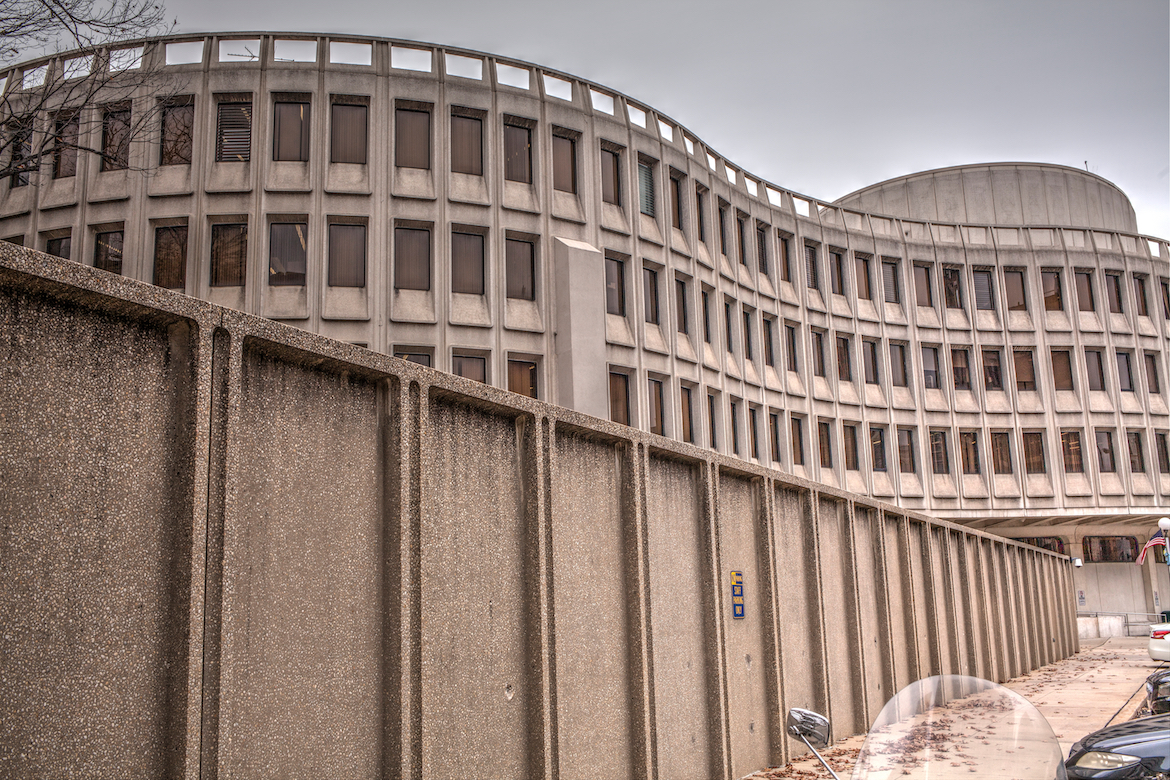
[{"xmin": 0, "ymin": 244, "xmax": 1079, "ymax": 779}]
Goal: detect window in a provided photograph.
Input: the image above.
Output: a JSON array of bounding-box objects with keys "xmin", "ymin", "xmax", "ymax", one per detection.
[
  {"xmin": 93, "ymin": 230, "xmax": 123, "ymax": 274},
  {"xmin": 394, "ymin": 226, "xmax": 431, "ymax": 290},
  {"xmin": 637, "ymin": 160, "xmax": 655, "ymax": 216},
  {"xmin": 1061, "ymin": 431, "xmax": 1083, "ymax": 473},
  {"xmin": 729, "ymin": 401, "xmax": 740, "ymax": 455},
  {"xmin": 973, "ymin": 269, "xmax": 995, "ymax": 310},
  {"xmin": 1075, "ymin": 271, "xmax": 1095, "ymax": 312},
  {"xmin": 552, "ymin": 133, "xmax": 576, "ymax": 193},
  {"xmin": 749, "ymin": 407, "xmax": 760, "ymax": 459},
  {"xmin": 779, "ymin": 236, "xmax": 792, "ymax": 282},
  {"xmin": 897, "ymin": 428, "xmax": 916, "ymax": 474},
  {"xmin": 812, "ymin": 331, "xmax": 826, "ymax": 377},
  {"xmin": 914, "ymin": 264, "xmax": 932, "ymax": 307},
  {"xmin": 836, "ymin": 336, "xmax": 852, "ymax": 382},
  {"xmin": 1146, "ymin": 353, "xmax": 1161, "ymax": 394},
  {"xmin": 508, "ymin": 359, "xmax": 538, "ymax": 398},
  {"xmin": 1128, "ymin": 431, "xmax": 1145, "ymax": 473},
  {"xmin": 922, "ymin": 346, "xmax": 940, "ymax": 389},
  {"xmin": 1042, "ymin": 270, "xmax": 1062, "ymax": 311},
  {"xmin": 785, "ymin": 324, "xmax": 798, "ymax": 372},
  {"xmin": 805, "ymin": 245, "xmax": 819, "ymax": 290},
  {"xmin": 1116, "ymin": 352, "xmax": 1134, "ymax": 392},
  {"xmin": 863, "ymin": 340, "xmax": 879, "ymax": 384},
  {"xmin": 601, "ymin": 147, "xmax": 620, "ymax": 205},
  {"xmin": 157, "ymin": 98, "xmax": 194, "ymax": 167},
  {"xmin": 1106, "ymin": 273, "xmax": 1123, "ymax": 314},
  {"xmin": 669, "ymin": 174, "xmax": 683, "ymax": 229},
  {"xmin": 743, "ymin": 310, "xmax": 754, "ymax": 360},
  {"xmin": 701, "ymin": 290, "xmax": 712, "ymax": 343},
  {"xmin": 101, "ymin": 104, "xmax": 130, "ymax": 171},
  {"xmin": 830, "ymin": 251, "xmax": 845, "ymax": 295},
  {"xmin": 1023, "ymin": 432, "xmax": 1046, "ymax": 474},
  {"xmin": 395, "ymin": 107, "xmax": 430, "ymax": 169},
  {"xmin": 153, "ymin": 226, "xmax": 186, "ymax": 289},
  {"xmin": 763, "ymin": 318, "xmax": 775, "ymax": 367},
  {"xmin": 818, "ymin": 420, "xmax": 832, "ymax": 468},
  {"xmin": 770, "ymin": 413, "xmax": 782, "ymax": 463},
  {"xmin": 882, "ymin": 260, "xmax": 900, "ymax": 304},
  {"xmin": 736, "ymin": 214, "xmax": 747, "ymax": 265},
  {"xmin": 210, "ymin": 223, "xmax": 247, "ymax": 287},
  {"xmin": 1134, "ymin": 276, "xmax": 1149, "ymax": 317},
  {"xmin": 1086, "ymin": 349, "xmax": 1105, "ymax": 391},
  {"xmin": 506, "ymin": 238, "xmax": 535, "ymax": 300},
  {"xmin": 843, "ymin": 424, "xmax": 859, "ymax": 471},
  {"xmin": 943, "ymin": 267, "xmax": 962, "ymax": 309},
  {"xmin": 675, "ymin": 278, "xmax": 689, "ymax": 335},
  {"xmin": 1014, "ymin": 350, "xmax": 1036, "ymax": 391},
  {"xmin": 930, "ymin": 431, "xmax": 949, "ymax": 474},
  {"xmin": 331, "ymin": 101, "xmax": 367, "ymax": 164},
  {"xmin": 991, "ymin": 432, "xmax": 1012, "ymax": 474},
  {"xmin": 1051, "ymin": 350, "xmax": 1074, "ymax": 391},
  {"xmin": 889, "ymin": 343, "xmax": 907, "ymax": 387},
  {"xmin": 605, "ymin": 255, "xmax": 625, "ymax": 315},
  {"xmin": 648, "ymin": 379, "xmax": 664, "ymax": 436},
  {"xmin": 453, "ymin": 355, "xmax": 487, "ymax": 383},
  {"xmin": 451, "ymin": 230, "xmax": 484, "ymax": 295},
  {"xmin": 269, "ymin": 222, "xmax": 308, "ymax": 286},
  {"xmin": 643, "ymin": 266, "xmax": 659, "ymax": 324},
  {"xmin": 982, "ymin": 349, "xmax": 1003, "ymax": 391},
  {"xmin": 694, "ymin": 187, "xmax": 708, "ymax": 243},
  {"xmin": 756, "ymin": 224, "xmax": 769, "ymax": 275},
  {"xmin": 216, "ymin": 100, "xmax": 252, "ymax": 162},
  {"xmin": 952, "ymin": 348, "xmax": 971, "ymax": 390},
  {"xmin": 1013, "ymin": 537, "xmax": 1067, "ymax": 555},
  {"xmin": 1081, "ymin": 536, "xmax": 1140, "ymax": 563},
  {"xmin": 790, "ymin": 416, "xmax": 805, "ymax": 465},
  {"xmin": 1162, "ymin": 279, "xmax": 1170, "ymax": 318},
  {"xmin": 53, "ymin": 112, "xmax": 79, "ymax": 177},
  {"xmin": 394, "ymin": 350, "xmax": 432, "ymax": 367},
  {"xmin": 960, "ymin": 431, "xmax": 980, "ymax": 474},
  {"xmin": 1095, "ymin": 430, "xmax": 1116, "ymax": 472},
  {"xmin": 609, "ymin": 372, "xmax": 629, "ymax": 425},
  {"xmin": 724, "ymin": 302, "xmax": 735, "ymax": 354},
  {"xmin": 856, "ymin": 253, "xmax": 872, "ymax": 300},
  {"xmin": 46, "ymin": 235, "xmax": 71, "ymax": 260},
  {"xmin": 870, "ymin": 426, "xmax": 887, "ymax": 472},
  {"xmin": 680, "ymin": 387, "xmax": 693, "ymax": 443},
  {"xmin": 1004, "ymin": 269, "xmax": 1027, "ymax": 311},
  {"xmin": 707, "ymin": 394, "xmax": 717, "ymax": 448},
  {"xmin": 717, "ymin": 205, "xmax": 729, "ymax": 257},
  {"xmin": 8, "ymin": 119, "xmax": 32, "ymax": 187},
  {"xmin": 504, "ymin": 121, "xmax": 532, "ymax": 183},
  {"xmin": 450, "ymin": 112, "xmax": 483, "ymax": 175},
  {"xmin": 273, "ymin": 100, "xmax": 310, "ymax": 161},
  {"xmin": 1157, "ymin": 432, "xmax": 1170, "ymax": 474}
]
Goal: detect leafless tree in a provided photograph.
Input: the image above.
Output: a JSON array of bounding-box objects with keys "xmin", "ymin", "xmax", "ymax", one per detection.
[{"xmin": 0, "ymin": 0, "xmax": 180, "ymax": 184}]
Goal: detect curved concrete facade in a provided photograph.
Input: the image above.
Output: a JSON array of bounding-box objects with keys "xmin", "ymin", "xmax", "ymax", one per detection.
[
  {"xmin": 1, "ymin": 33, "xmax": 1168, "ymax": 544},
  {"xmin": 834, "ymin": 163, "xmax": 1140, "ymax": 233}
]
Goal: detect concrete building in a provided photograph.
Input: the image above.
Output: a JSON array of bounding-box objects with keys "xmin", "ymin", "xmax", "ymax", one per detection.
[{"xmin": 1, "ymin": 32, "xmax": 1167, "ymax": 618}]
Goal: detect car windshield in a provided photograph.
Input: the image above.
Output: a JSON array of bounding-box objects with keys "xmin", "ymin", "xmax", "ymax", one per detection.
[{"xmin": 851, "ymin": 675, "xmax": 1065, "ymax": 780}]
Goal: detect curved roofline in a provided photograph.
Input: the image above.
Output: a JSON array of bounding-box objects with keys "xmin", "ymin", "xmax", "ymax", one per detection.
[{"xmin": 833, "ymin": 161, "xmax": 1129, "ymax": 205}]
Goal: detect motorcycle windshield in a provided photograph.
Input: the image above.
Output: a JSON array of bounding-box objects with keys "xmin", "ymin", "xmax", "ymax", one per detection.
[{"xmin": 851, "ymin": 675, "xmax": 1066, "ymax": 780}]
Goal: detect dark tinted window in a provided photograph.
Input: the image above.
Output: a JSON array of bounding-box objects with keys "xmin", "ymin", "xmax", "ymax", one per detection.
[
  {"xmin": 153, "ymin": 226, "xmax": 186, "ymax": 289},
  {"xmin": 394, "ymin": 227, "xmax": 430, "ymax": 290},
  {"xmin": 605, "ymin": 256, "xmax": 624, "ymax": 315},
  {"xmin": 601, "ymin": 148, "xmax": 620, "ymax": 205},
  {"xmin": 504, "ymin": 123, "xmax": 531, "ymax": 183},
  {"xmin": 1051, "ymin": 350, "xmax": 1074, "ymax": 391},
  {"xmin": 395, "ymin": 108, "xmax": 430, "ymax": 169},
  {"xmin": 210, "ymin": 224, "xmax": 247, "ymax": 287},
  {"xmin": 609, "ymin": 372, "xmax": 629, "ymax": 424},
  {"xmin": 94, "ymin": 230, "xmax": 124, "ymax": 274},
  {"xmin": 553, "ymin": 134, "xmax": 576, "ymax": 193},
  {"xmin": 54, "ymin": 112, "xmax": 79, "ymax": 177},
  {"xmin": 269, "ymin": 223, "xmax": 307, "ymax": 286},
  {"xmin": 331, "ymin": 103, "xmax": 367, "ymax": 164},
  {"xmin": 508, "ymin": 360, "xmax": 538, "ymax": 398},
  {"xmin": 328, "ymin": 224, "xmax": 366, "ymax": 288},
  {"xmin": 101, "ymin": 105, "xmax": 130, "ymax": 171},
  {"xmin": 450, "ymin": 114, "xmax": 482, "ymax": 175},
  {"xmin": 451, "ymin": 231, "xmax": 484, "ymax": 295},
  {"xmin": 506, "ymin": 238, "xmax": 535, "ymax": 301},
  {"xmin": 273, "ymin": 101, "xmax": 310, "ymax": 161}
]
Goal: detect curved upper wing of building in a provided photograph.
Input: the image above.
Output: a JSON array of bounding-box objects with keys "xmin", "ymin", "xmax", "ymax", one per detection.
[
  {"xmin": 0, "ymin": 32, "xmax": 1167, "ymax": 536},
  {"xmin": 834, "ymin": 163, "xmax": 1140, "ymax": 234}
]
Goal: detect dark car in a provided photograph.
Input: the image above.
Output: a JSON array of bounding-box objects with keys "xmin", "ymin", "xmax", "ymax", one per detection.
[
  {"xmin": 1065, "ymin": 713, "xmax": 1170, "ymax": 778},
  {"xmin": 1136, "ymin": 668, "xmax": 1170, "ymax": 717}
]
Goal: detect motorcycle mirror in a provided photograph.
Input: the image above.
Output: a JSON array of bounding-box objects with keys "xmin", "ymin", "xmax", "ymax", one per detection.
[{"xmin": 786, "ymin": 707, "xmax": 831, "ymax": 749}]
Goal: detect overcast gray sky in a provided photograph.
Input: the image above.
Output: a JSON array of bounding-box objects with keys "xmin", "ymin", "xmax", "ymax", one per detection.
[{"xmin": 165, "ymin": 0, "xmax": 1169, "ymax": 237}]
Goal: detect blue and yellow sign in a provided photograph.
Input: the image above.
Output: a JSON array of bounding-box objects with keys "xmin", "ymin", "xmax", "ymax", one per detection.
[{"xmin": 730, "ymin": 570, "xmax": 745, "ymax": 619}]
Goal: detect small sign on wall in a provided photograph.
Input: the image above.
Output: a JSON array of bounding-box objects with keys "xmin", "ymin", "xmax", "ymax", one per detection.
[
  {"xmin": 1077, "ymin": 589, "xmax": 1086, "ymax": 607},
  {"xmin": 731, "ymin": 571, "xmax": 745, "ymax": 619}
]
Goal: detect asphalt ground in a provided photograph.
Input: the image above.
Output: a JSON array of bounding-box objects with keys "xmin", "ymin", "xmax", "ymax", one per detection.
[{"xmin": 747, "ymin": 636, "xmax": 1167, "ymax": 780}]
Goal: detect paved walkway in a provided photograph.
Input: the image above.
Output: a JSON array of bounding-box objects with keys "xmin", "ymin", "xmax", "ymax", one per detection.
[{"xmin": 749, "ymin": 637, "xmax": 1165, "ymax": 779}]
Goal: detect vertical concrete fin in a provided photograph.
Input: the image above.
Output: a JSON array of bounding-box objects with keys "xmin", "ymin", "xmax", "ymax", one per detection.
[{"xmin": 552, "ymin": 237, "xmax": 606, "ymax": 419}]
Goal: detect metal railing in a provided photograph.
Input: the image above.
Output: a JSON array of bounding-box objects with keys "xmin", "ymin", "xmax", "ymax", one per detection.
[{"xmin": 1077, "ymin": 610, "xmax": 1167, "ymax": 637}]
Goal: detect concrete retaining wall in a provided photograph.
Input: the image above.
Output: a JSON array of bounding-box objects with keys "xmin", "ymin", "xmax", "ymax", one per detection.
[{"xmin": 0, "ymin": 244, "xmax": 1079, "ymax": 779}]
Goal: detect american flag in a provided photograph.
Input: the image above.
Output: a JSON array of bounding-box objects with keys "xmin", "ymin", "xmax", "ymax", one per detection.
[{"xmin": 1136, "ymin": 530, "xmax": 1167, "ymax": 565}]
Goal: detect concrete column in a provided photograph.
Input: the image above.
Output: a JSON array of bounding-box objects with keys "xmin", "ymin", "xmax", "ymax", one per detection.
[{"xmin": 552, "ymin": 237, "xmax": 608, "ymax": 420}]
